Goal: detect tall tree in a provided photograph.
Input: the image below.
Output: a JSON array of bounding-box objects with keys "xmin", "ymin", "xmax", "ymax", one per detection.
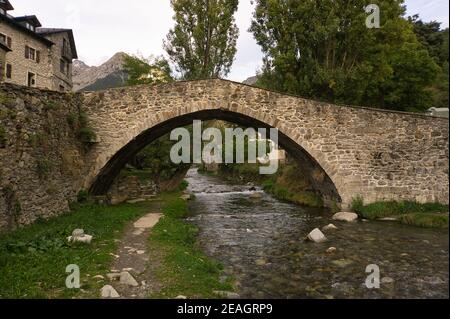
[
  {"xmin": 164, "ymin": 0, "xmax": 239, "ymax": 79},
  {"xmin": 250, "ymin": 0, "xmax": 439, "ymax": 112},
  {"xmin": 409, "ymin": 15, "xmax": 449, "ymax": 108}
]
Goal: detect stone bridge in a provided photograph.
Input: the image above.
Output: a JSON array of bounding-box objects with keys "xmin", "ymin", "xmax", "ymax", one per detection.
[{"xmin": 0, "ymin": 79, "xmax": 448, "ymax": 229}]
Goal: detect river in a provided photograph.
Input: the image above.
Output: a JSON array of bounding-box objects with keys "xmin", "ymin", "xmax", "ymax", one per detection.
[{"xmin": 184, "ymin": 168, "xmax": 449, "ymax": 299}]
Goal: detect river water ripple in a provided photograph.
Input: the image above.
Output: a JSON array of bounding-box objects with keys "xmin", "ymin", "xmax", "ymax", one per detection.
[{"xmin": 185, "ymin": 169, "xmax": 449, "ymax": 299}]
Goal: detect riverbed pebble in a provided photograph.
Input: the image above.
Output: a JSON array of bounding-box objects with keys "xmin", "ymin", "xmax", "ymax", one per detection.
[
  {"xmin": 322, "ymin": 224, "xmax": 338, "ymax": 231},
  {"xmin": 332, "ymin": 212, "xmax": 359, "ymax": 222},
  {"xmin": 307, "ymin": 228, "xmax": 327, "ymax": 243}
]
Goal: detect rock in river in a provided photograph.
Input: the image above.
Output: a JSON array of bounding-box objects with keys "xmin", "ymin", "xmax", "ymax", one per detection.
[
  {"xmin": 332, "ymin": 212, "xmax": 358, "ymax": 222},
  {"xmin": 322, "ymin": 224, "xmax": 338, "ymax": 231},
  {"xmin": 307, "ymin": 228, "xmax": 327, "ymax": 243}
]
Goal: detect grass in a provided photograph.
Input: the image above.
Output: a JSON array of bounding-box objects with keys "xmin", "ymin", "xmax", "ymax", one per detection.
[
  {"xmin": 148, "ymin": 193, "xmax": 233, "ymax": 299},
  {"xmin": 0, "ymin": 201, "xmax": 154, "ymax": 299},
  {"xmin": 352, "ymin": 198, "xmax": 449, "ymax": 228}
]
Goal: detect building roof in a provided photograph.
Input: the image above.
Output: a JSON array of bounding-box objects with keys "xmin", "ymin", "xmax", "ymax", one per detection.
[
  {"xmin": 13, "ymin": 15, "xmax": 42, "ymax": 27},
  {"xmin": 0, "ymin": 0, "xmax": 14, "ymax": 11},
  {"xmin": 37, "ymin": 28, "xmax": 78, "ymax": 59},
  {"xmin": 0, "ymin": 13, "xmax": 53, "ymax": 46}
]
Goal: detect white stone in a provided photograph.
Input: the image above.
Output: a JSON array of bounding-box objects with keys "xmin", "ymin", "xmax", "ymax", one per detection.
[
  {"xmin": 322, "ymin": 224, "xmax": 338, "ymax": 231},
  {"xmin": 332, "ymin": 212, "xmax": 359, "ymax": 222},
  {"xmin": 176, "ymin": 295, "xmax": 187, "ymax": 299},
  {"xmin": 120, "ymin": 271, "xmax": 139, "ymax": 287},
  {"xmin": 72, "ymin": 229, "xmax": 85, "ymax": 237},
  {"xmin": 137, "ymin": 250, "xmax": 146, "ymax": 255},
  {"xmin": 307, "ymin": 228, "xmax": 327, "ymax": 243},
  {"xmin": 101, "ymin": 285, "xmax": 120, "ymax": 298},
  {"xmin": 67, "ymin": 234, "xmax": 93, "ymax": 244},
  {"xmin": 93, "ymin": 275, "xmax": 105, "ymax": 280},
  {"xmin": 326, "ymin": 247, "xmax": 337, "ymax": 254}
]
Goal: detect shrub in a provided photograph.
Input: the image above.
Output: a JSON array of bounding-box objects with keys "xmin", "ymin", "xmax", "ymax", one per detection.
[
  {"xmin": 351, "ymin": 196, "xmax": 364, "ymax": 215},
  {"xmin": 77, "ymin": 190, "xmax": 89, "ymax": 203},
  {"xmin": 36, "ymin": 158, "xmax": 53, "ymax": 179}
]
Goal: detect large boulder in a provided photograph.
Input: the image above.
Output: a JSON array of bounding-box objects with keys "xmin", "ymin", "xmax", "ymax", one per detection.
[
  {"xmin": 332, "ymin": 212, "xmax": 358, "ymax": 222},
  {"xmin": 307, "ymin": 228, "xmax": 327, "ymax": 243}
]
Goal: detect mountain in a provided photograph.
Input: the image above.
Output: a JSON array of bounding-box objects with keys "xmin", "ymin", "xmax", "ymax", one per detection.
[
  {"xmin": 243, "ymin": 76, "xmax": 258, "ymax": 86},
  {"xmin": 73, "ymin": 52, "xmax": 129, "ymax": 92}
]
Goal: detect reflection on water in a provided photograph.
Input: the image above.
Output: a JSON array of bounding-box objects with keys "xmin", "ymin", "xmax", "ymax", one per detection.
[{"xmin": 185, "ymin": 169, "xmax": 449, "ymax": 299}]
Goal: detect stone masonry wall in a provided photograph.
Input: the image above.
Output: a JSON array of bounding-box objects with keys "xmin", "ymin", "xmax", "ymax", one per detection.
[
  {"xmin": 82, "ymin": 79, "xmax": 449, "ymax": 208},
  {"xmin": 0, "ymin": 83, "xmax": 88, "ymax": 231}
]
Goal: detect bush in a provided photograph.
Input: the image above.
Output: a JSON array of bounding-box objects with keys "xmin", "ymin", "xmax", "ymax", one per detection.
[
  {"xmin": 77, "ymin": 190, "xmax": 89, "ymax": 203},
  {"xmin": 351, "ymin": 196, "xmax": 364, "ymax": 215}
]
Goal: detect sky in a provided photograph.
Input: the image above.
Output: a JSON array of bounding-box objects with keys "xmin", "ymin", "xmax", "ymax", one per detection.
[{"xmin": 10, "ymin": 0, "xmax": 450, "ymax": 82}]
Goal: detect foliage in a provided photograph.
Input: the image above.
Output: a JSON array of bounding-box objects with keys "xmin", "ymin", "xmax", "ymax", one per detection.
[
  {"xmin": 351, "ymin": 196, "xmax": 365, "ymax": 215},
  {"xmin": 36, "ymin": 157, "xmax": 53, "ymax": 179},
  {"xmin": 250, "ymin": 0, "xmax": 440, "ymax": 112},
  {"xmin": 0, "ymin": 201, "xmax": 154, "ymax": 298},
  {"xmin": 128, "ymin": 132, "xmax": 191, "ymax": 184},
  {"xmin": 124, "ymin": 54, "xmax": 174, "ymax": 86},
  {"xmin": 77, "ymin": 190, "xmax": 89, "ymax": 203},
  {"xmin": 409, "ymin": 15, "xmax": 449, "ymax": 108},
  {"xmin": 148, "ymin": 193, "xmax": 233, "ymax": 298},
  {"xmin": 67, "ymin": 110, "xmax": 97, "ymax": 147},
  {"xmin": 164, "ymin": 0, "xmax": 239, "ymax": 79}
]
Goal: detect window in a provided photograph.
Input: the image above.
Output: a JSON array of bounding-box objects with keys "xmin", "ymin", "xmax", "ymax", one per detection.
[
  {"xmin": 27, "ymin": 72, "xmax": 36, "ymax": 87},
  {"xmin": 25, "ymin": 46, "xmax": 39, "ymax": 62},
  {"xmin": 60, "ymin": 59, "xmax": 69, "ymax": 76},
  {"xmin": 0, "ymin": 33, "xmax": 11, "ymax": 48},
  {"xmin": 62, "ymin": 38, "xmax": 69, "ymax": 56},
  {"xmin": 5, "ymin": 63, "xmax": 11, "ymax": 79},
  {"xmin": 59, "ymin": 85, "xmax": 65, "ymax": 92}
]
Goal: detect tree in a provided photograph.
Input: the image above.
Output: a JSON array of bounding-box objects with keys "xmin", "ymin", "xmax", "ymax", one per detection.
[
  {"xmin": 123, "ymin": 54, "xmax": 173, "ymax": 86},
  {"xmin": 250, "ymin": 0, "xmax": 440, "ymax": 112},
  {"xmin": 409, "ymin": 15, "xmax": 449, "ymax": 108},
  {"xmin": 164, "ymin": 0, "xmax": 239, "ymax": 79}
]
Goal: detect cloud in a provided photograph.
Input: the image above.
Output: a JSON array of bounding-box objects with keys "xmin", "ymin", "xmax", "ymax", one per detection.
[{"xmin": 10, "ymin": 0, "xmax": 449, "ymax": 81}]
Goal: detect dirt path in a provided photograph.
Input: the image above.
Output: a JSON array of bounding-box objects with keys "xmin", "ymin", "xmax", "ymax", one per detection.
[{"xmin": 105, "ymin": 202, "xmax": 163, "ymax": 299}]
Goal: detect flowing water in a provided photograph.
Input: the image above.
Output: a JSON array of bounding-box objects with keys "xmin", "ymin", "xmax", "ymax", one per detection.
[{"xmin": 185, "ymin": 169, "xmax": 449, "ymax": 299}]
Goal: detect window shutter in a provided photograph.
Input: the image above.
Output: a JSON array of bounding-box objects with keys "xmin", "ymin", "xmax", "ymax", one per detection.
[
  {"xmin": 6, "ymin": 36, "xmax": 11, "ymax": 48},
  {"xmin": 36, "ymin": 51, "xmax": 40, "ymax": 63},
  {"xmin": 25, "ymin": 45, "xmax": 29, "ymax": 59}
]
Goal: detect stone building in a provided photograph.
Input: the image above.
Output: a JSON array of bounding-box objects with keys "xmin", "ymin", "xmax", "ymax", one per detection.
[{"xmin": 0, "ymin": 0, "xmax": 77, "ymax": 91}]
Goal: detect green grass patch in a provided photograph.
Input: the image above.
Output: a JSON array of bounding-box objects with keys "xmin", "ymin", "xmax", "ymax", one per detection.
[
  {"xmin": 262, "ymin": 178, "xmax": 324, "ymax": 207},
  {"xmin": 352, "ymin": 198, "xmax": 449, "ymax": 228},
  {"xmin": 148, "ymin": 193, "xmax": 233, "ymax": 299},
  {"xmin": 0, "ymin": 201, "xmax": 154, "ymax": 299}
]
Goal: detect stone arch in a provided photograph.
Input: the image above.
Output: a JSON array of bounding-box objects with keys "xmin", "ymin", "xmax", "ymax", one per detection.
[
  {"xmin": 87, "ymin": 108, "xmax": 344, "ymax": 207},
  {"xmin": 81, "ymin": 79, "xmax": 449, "ymax": 209}
]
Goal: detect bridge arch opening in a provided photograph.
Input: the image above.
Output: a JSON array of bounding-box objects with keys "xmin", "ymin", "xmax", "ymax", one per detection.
[{"xmin": 88, "ymin": 109, "xmax": 342, "ymax": 207}]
